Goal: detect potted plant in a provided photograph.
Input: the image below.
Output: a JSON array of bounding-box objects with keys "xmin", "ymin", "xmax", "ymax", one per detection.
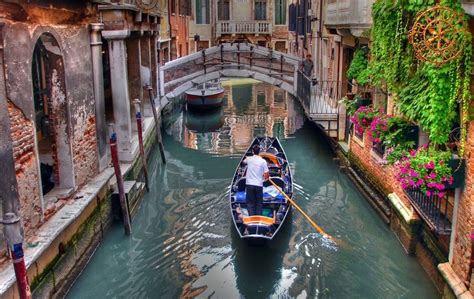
[
  {"xmin": 372, "ymin": 116, "xmax": 419, "ymax": 157},
  {"xmin": 351, "ymin": 106, "xmax": 377, "ymax": 138},
  {"xmin": 397, "ymin": 146, "xmax": 453, "ymax": 198}
]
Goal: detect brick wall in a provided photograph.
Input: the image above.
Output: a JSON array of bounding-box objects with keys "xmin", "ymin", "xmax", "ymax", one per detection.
[
  {"xmin": 72, "ymin": 115, "xmax": 98, "ymax": 187},
  {"xmin": 7, "ymin": 101, "xmax": 42, "ymax": 236},
  {"xmin": 451, "ymin": 120, "xmax": 474, "ymax": 288},
  {"xmin": 349, "ymin": 129, "xmax": 412, "ymax": 208}
]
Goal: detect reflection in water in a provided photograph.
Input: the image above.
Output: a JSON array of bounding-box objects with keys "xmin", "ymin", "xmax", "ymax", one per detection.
[
  {"xmin": 169, "ymin": 79, "xmax": 305, "ymax": 157},
  {"xmin": 67, "ymin": 80, "xmax": 438, "ymax": 299}
]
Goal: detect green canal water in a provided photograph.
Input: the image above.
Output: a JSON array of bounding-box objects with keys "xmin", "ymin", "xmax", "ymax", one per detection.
[{"xmin": 67, "ymin": 80, "xmax": 439, "ymax": 298}]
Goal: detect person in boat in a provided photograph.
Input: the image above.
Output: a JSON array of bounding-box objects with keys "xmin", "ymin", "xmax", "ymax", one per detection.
[{"xmin": 243, "ymin": 145, "xmax": 270, "ymax": 216}]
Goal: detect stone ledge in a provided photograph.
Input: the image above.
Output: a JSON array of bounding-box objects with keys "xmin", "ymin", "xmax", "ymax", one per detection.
[
  {"xmin": 388, "ymin": 193, "xmax": 419, "ymax": 224},
  {"xmin": 438, "ymin": 262, "xmax": 473, "ymax": 298},
  {"xmin": 0, "ymin": 101, "xmax": 170, "ymax": 297}
]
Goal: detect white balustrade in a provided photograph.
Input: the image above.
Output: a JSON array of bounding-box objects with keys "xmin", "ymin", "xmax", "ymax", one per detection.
[{"xmin": 217, "ymin": 21, "xmax": 272, "ymax": 36}]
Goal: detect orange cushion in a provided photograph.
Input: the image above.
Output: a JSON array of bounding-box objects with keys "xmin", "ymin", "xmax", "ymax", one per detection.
[
  {"xmin": 259, "ymin": 153, "xmax": 280, "ymax": 167},
  {"xmin": 242, "ymin": 215, "xmax": 275, "ymax": 226}
]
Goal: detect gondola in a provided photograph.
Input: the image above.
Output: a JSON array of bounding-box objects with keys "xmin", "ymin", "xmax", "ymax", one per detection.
[{"xmin": 230, "ymin": 136, "xmax": 293, "ymax": 242}]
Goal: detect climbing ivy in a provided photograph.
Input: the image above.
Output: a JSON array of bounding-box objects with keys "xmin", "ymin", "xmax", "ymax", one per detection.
[
  {"xmin": 346, "ymin": 48, "xmax": 371, "ymax": 86},
  {"xmin": 365, "ymin": 0, "xmax": 472, "ymax": 147}
]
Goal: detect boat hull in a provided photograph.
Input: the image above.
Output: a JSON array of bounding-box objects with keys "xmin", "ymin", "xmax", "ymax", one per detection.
[
  {"xmin": 229, "ymin": 136, "xmax": 293, "ymax": 243},
  {"xmin": 185, "ymin": 89, "xmax": 224, "ymax": 109}
]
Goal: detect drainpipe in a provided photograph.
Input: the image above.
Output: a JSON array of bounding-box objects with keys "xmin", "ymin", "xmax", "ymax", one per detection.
[
  {"xmin": 0, "ymin": 22, "xmax": 31, "ymax": 299},
  {"xmin": 89, "ymin": 23, "xmax": 108, "ymax": 171}
]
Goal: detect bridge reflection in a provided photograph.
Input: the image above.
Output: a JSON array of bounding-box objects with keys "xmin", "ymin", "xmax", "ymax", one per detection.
[{"xmin": 167, "ymin": 80, "xmax": 305, "ymax": 156}]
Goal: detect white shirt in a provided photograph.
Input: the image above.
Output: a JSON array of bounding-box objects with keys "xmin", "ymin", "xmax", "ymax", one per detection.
[{"xmin": 245, "ymin": 155, "xmax": 269, "ymax": 187}]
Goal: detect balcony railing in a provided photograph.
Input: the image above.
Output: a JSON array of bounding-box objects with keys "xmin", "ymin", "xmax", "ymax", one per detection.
[
  {"xmin": 216, "ymin": 21, "xmax": 272, "ymax": 36},
  {"xmin": 405, "ymin": 188, "xmax": 452, "ymax": 235}
]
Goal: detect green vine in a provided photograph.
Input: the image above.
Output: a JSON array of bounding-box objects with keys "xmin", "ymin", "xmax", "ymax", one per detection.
[{"xmin": 365, "ymin": 0, "xmax": 472, "ymax": 148}]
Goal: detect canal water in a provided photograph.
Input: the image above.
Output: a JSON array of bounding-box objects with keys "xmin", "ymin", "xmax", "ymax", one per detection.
[{"xmin": 67, "ymin": 80, "xmax": 438, "ymax": 298}]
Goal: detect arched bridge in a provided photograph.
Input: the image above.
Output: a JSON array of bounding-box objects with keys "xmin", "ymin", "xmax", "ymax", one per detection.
[{"xmin": 158, "ymin": 43, "xmax": 302, "ymax": 99}]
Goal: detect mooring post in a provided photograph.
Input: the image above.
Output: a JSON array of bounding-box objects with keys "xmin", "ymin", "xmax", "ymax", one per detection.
[
  {"xmin": 2, "ymin": 213, "xmax": 32, "ymax": 299},
  {"xmin": 133, "ymin": 99, "xmax": 149, "ymax": 192},
  {"xmin": 147, "ymin": 86, "xmax": 166, "ymax": 164},
  {"xmin": 109, "ymin": 125, "xmax": 132, "ymax": 235}
]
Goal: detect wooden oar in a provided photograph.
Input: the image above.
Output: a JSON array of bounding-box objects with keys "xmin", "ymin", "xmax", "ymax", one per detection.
[{"xmin": 269, "ymin": 179, "xmax": 344, "ymax": 247}]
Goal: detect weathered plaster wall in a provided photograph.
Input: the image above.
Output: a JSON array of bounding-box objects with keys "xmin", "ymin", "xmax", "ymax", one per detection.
[
  {"xmin": 451, "ymin": 121, "xmax": 474, "ymax": 288},
  {"xmin": 57, "ymin": 26, "xmax": 99, "ymax": 186},
  {"xmin": 3, "ymin": 22, "xmax": 98, "ymax": 235}
]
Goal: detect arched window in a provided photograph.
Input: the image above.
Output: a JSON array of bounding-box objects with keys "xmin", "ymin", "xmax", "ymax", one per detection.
[{"xmin": 274, "ymin": 0, "xmax": 286, "ymax": 25}]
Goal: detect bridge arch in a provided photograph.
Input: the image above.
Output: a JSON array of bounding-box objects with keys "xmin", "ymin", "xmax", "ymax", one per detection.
[{"xmin": 159, "ymin": 43, "xmax": 302, "ymax": 99}]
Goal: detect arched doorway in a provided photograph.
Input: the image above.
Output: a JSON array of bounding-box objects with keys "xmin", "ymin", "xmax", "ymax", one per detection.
[{"xmin": 32, "ymin": 33, "xmax": 75, "ymax": 195}]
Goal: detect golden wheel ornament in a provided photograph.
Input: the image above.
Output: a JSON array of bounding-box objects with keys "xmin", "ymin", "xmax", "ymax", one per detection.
[
  {"xmin": 408, "ymin": 5, "xmax": 468, "ymax": 66},
  {"xmin": 136, "ymin": 0, "xmax": 159, "ymax": 11}
]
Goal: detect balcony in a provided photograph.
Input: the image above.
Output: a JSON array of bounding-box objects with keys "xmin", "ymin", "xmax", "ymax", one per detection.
[
  {"xmin": 405, "ymin": 188, "xmax": 452, "ymax": 235},
  {"xmin": 325, "ymin": 0, "xmax": 375, "ymax": 37},
  {"xmin": 216, "ymin": 21, "xmax": 272, "ymax": 36}
]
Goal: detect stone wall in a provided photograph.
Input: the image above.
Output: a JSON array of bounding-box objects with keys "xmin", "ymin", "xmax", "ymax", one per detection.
[
  {"xmin": 7, "ymin": 101, "xmax": 42, "ymax": 236},
  {"xmin": 349, "ymin": 130, "xmax": 411, "ymax": 207}
]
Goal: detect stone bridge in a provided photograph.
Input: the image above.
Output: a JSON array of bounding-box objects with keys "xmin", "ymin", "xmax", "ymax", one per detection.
[{"xmin": 158, "ymin": 43, "xmax": 302, "ymax": 99}]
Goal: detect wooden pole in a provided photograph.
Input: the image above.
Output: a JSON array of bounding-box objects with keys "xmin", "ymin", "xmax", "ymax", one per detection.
[
  {"xmin": 133, "ymin": 99, "xmax": 149, "ymax": 192},
  {"xmin": 269, "ymin": 179, "xmax": 344, "ymax": 247},
  {"xmin": 147, "ymin": 86, "xmax": 166, "ymax": 164},
  {"xmin": 109, "ymin": 127, "xmax": 132, "ymax": 235}
]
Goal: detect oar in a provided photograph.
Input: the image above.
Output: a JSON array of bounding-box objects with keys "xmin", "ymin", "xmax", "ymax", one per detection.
[{"xmin": 269, "ymin": 179, "xmax": 345, "ymax": 247}]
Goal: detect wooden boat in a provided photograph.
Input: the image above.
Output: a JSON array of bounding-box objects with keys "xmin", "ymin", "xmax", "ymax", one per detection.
[
  {"xmin": 185, "ymin": 80, "xmax": 224, "ymax": 110},
  {"xmin": 230, "ymin": 136, "xmax": 293, "ymax": 241}
]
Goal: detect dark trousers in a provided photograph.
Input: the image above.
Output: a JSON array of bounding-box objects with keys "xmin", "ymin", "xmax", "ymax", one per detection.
[{"xmin": 246, "ymin": 185, "xmax": 263, "ymax": 216}]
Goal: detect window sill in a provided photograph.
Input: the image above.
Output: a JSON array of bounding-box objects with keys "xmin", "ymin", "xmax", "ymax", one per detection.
[{"xmin": 353, "ymin": 133, "xmax": 364, "ymax": 147}]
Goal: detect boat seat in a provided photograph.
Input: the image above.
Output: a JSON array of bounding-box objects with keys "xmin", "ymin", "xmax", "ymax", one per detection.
[
  {"xmin": 242, "ymin": 215, "xmax": 275, "ymax": 226},
  {"xmin": 259, "ymin": 152, "xmax": 281, "ymax": 167},
  {"xmin": 268, "ymin": 166, "xmax": 281, "ymax": 177},
  {"xmin": 263, "ymin": 177, "xmax": 285, "ymax": 189}
]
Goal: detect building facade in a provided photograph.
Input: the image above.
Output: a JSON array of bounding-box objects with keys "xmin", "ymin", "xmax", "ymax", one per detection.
[
  {"xmin": 188, "ymin": 0, "xmax": 291, "ymax": 53},
  {"xmin": 0, "ymin": 1, "xmax": 164, "ymax": 291}
]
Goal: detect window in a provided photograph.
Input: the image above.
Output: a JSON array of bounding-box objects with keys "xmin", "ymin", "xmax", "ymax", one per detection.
[
  {"xmin": 255, "ymin": 0, "xmax": 266, "ymax": 20},
  {"xmin": 288, "ymin": 3, "xmax": 296, "ymax": 31},
  {"xmin": 218, "ymin": 0, "xmax": 230, "ymax": 21},
  {"xmin": 180, "ymin": 0, "xmax": 191, "ymax": 16},
  {"xmin": 196, "ymin": 0, "xmax": 210, "ymax": 24},
  {"xmin": 171, "ymin": 0, "xmax": 176, "ymax": 14},
  {"xmin": 274, "ymin": 0, "xmax": 286, "ymax": 25}
]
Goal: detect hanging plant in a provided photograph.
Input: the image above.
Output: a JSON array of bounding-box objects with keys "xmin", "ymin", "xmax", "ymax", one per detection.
[
  {"xmin": 351, "ymin": 106, "xmax": 377, "ymax": 136},
  {"xmin": 397, "ymin": 146, "xmax": 453, "ymax": 198}
]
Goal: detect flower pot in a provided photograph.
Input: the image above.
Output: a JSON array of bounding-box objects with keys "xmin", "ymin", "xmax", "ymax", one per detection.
[{"xmin": 446, "ymin": 158, "xmax": 466, "ymax": 189}]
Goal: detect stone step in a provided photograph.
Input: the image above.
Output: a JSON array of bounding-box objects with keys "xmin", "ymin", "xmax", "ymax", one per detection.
[{"xmin": 111, "ymin": 180, "xmax": 146, "ymax": 222}]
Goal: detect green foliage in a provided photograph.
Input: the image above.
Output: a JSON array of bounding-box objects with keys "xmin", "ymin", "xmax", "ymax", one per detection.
[
  {"xmin": 346, "ymin": 48, "xmax": 371, "ymax": 86},
  {"xmin": 366, "ymin": 0, "xmax": 472, "ymax": 146}
]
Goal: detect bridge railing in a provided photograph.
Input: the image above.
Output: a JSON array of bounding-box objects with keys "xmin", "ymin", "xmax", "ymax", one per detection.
[
  {"xmin": 297, "ymin": 72, "xmax": 341, "ymax": 116},
  {"xmin": 217, "ymin": 21, "xmax": 272, "ymax": 36}
]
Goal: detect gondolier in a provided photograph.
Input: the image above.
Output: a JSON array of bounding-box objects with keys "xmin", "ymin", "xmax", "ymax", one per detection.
[{"xmin": 244, "ymin": 145, "xmax": 270, "ymax": 216}]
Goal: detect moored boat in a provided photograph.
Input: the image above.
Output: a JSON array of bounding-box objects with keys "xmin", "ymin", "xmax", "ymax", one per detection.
[
  {"xmin": 185, "ymin": 80, "xmax": 224, "ymax": 110},
  {"xmin": 230, "ymin": 136, "xmax": 293, "ymax": 242}
]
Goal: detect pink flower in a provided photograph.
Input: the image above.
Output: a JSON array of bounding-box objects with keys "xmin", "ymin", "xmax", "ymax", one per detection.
[{"xmin": 426, "ymin": 190, "xmax": 432, "ymax": 197}]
